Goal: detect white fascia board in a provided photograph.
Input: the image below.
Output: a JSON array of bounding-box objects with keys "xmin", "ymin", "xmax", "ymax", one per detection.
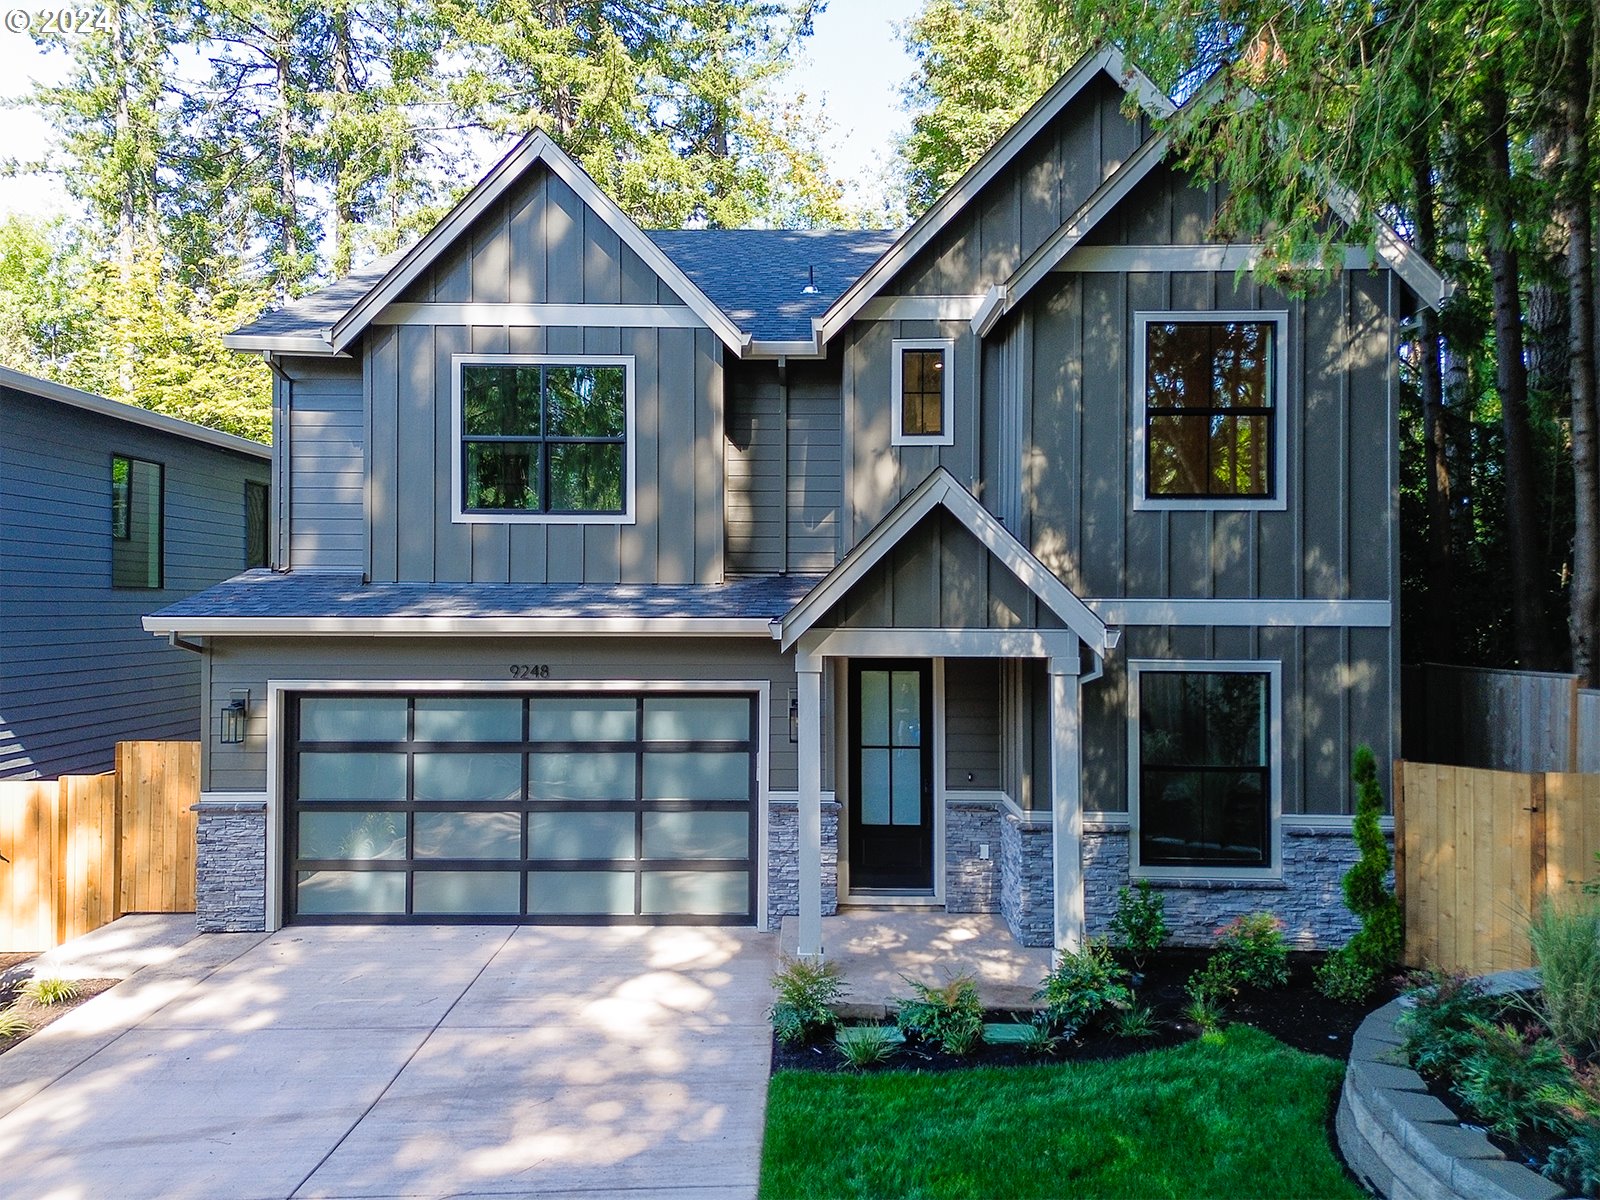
[
  {"xmin": 1323, "ymin": 183, "xmax": 1453, "ymax": 309},
  {"xmin": 970, "ymin": 285, "xmax": 1007, "ymax": 337},
  {"xmin": 328, "ymin": 132, "xmax": 750, "ymax": 356},
  {"xmin": 141, "ymin": 615, "xmax": 777, "ymax": 637},
  {"xmin": 1084, "ymin": 598, "xmax": 1391, "ymax": 627},
  {"xmin": 816, "ymin": 46, "xmax": 1163, "ymax": 346},
  {"xmin": 0, "ymin": 365, "xmax": 271, "ymax": 459},
  {"xmin": 741, "ymin": 339, "xmax": 824, "ymax": 360},
  {"xmin": 221, "ymin": 332, "xmax": 342, "ymax": 355}
]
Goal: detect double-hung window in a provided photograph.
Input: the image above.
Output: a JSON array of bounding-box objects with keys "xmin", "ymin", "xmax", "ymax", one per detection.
[
  {"xmin": 454, "ymin": 356, "xmax": 633, "ymax": 522},
  {"xmin": 1129, "ymin": 661, "xmax": 1281, "ymax": 877},
  {"xmin": 111, "ymin": 454, "xmax": 163, "ymax": 589},
  {"xmin": 1134, "ymin": 313, "xmax": 1286, "ymax": 508}
]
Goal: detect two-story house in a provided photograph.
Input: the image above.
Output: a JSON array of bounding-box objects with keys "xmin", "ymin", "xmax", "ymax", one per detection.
[{"xmin": 146, "ymin": 48, "xmax": 1447, "ymax": 956}]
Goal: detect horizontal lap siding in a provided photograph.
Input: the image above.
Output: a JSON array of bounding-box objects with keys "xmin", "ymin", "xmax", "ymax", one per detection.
[
  {"xmin": 283, "ymin": 360, "xmax": 364, "ymax": 573},
  {"xmin": 371, "ymin": 165, "xmax": 720, "ymax": 586},
  {"xmin": 0, "ymin": 387, "xmax": 269, "ymax": 778}
]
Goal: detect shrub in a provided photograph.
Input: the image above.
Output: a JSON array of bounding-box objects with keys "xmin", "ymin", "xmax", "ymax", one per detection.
[
  {"xmin": 1017, "ymin": 1016, "xmax": 1061, "ymax": 1056},
  {"xmin": 1184, "ymin": 996, "xmax": 1225, "ymax": 1032},
  {"xmin": 0, "ymin": 1007, "xmax": 29, "ymax": 1039},
  {"xmin": 1034, "ymin": 938, "xmax": 1133, "ymax": 1034},
  {"xmin": 1187, "ymin": 957, "xmax": 1239, "ymax": 1010},
  {"xmin": 835, "ymin": 1024, "xmax": 898, "ymax": 1069},
  {"xmin": 22, "ymin": 977, "xmax": 80, "ymax": 1007},
  {"xmin": 1397, "ymin": 969, "xmax": 1498, "ymax": 1078},
  {"xmin": 1450, "ymin": 1018, "xmax": 1569, "ymax": 1139},
  {"xmin": 1113, "ymin": 1003, "xmax": 1158, "ymax": 1039},
  {"xmin": 1213, "ymin": 912, "xmax": 1290, "ymax": 990},
  {"xmin": 1527, "ymin": 896, "xmax": 1600, "ymax": 1059},
  {"xmin": 1544, "ymin": 1123, "xmax": 1600, "ymax": 1198},
  {"xmin": 1316, "ymin": 748, "xmax": 1402, "ymax": 1003},
  {"xmin": 1109, "ymin": 881, "xmax": 1168, "ymax": 969},
  {"xmin": 895, "ymin": 974, "xmax": 984, "ymax": 1056},
  {"xmin": 769, "ymin": 957, "xmax": 843, "ymax": 1046}
]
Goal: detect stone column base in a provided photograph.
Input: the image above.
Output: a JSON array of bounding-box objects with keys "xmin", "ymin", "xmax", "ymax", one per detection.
[{"xmin": 195, "ymin": 800, "xmax": 267, "ymax": 933}]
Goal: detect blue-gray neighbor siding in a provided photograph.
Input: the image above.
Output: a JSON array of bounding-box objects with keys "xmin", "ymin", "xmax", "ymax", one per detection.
[{"xmin": 0, "ymin": 384, "xmax": 271, "ymax": 779}]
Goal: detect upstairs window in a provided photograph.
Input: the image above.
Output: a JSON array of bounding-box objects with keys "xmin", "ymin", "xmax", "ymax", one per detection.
[
  {"xmin": 246, "ymin": 480, "xmax": 269, "ymax": 568},
  {"xmin": 1135, "ymin": 314, "xmax": 1285, "ymax": 507},
  {"xmin": 891, "ymin": 339, "xmax": 954, "ymax": 446},
  {"xmin": 111, "ymin": 454, "xmax": 163, "ymax": 589},
  {"xmin": 454, "ymin": 356, "xmax": 633, "ymax": 523}
]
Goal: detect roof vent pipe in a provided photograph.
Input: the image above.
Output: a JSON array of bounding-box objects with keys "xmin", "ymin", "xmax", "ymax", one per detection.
[{"xmin": 801, "ymin": 265, "xmax": 818, "ymax": 295}]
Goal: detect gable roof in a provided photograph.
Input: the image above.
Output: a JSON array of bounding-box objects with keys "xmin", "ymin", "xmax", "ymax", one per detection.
[
  {"xmin": 225, "ymin": 251, "xmax": 404, "ymax": 353},
  {"xmin": 775, "ymin": 467, "xmax": 1111, "ymax": 654},
  {"xmin": 0, "ymin": 365, "xmax": 270, "ymax": 458}
]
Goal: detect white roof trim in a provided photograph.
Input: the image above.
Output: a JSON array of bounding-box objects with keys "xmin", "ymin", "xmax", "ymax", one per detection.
[
  {"xmin": 0, "ymin": 365, "xmax": 270, "ymax": 458},
  {"xmin": 220, "ymin": 332, "xmax": 343, "ymax": 355},
  {"xmin": 776, "ymin": 466, "xmax": 1110, "ymax": 654},
  {"xmin": 141, "ymin": 615, "xmax": 775, "ymax": 637},
  {"xmin": 326, "ymin": 131, "xmax": 751, "ymax": 356},
  {"xmin": 1324, "ymin": 183, "xmax": 1454, "ymax": 309},
  {"xmin": 815, "ymin": 46, "xmax": 1171, "ymax": 346}
]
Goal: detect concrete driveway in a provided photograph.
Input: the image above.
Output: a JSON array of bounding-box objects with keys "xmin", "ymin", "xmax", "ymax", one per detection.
[{"xmin": 0, "ymin": 920, "xmax": 775, "ymax": 1200}]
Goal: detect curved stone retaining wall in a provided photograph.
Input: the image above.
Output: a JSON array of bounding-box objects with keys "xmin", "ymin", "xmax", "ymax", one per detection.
[{"xmin": 1336, "ymin": 974, "xmax": 1570, "ymax": 1200}]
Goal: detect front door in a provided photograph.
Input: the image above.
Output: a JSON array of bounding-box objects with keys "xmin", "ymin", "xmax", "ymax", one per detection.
[{"xmin": 847, "ymin": 661, "xmax": 934, "ymax": 892}]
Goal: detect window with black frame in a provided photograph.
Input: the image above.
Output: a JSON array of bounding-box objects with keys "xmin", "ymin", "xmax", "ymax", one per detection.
[
  {"xmin": 1144, "ymin": 319, "xmax": 1275, "ymax": 498},
  {"xmin": 245, "ymin": 480, "xmax": 269, "ymax": 568},
  {"xmin": 460, "ymin": 361, "xmax": 627, "ymax": 516},
  {"xmin": 111, "ymin": 454, "xmax": 163, "ymax": 589},
  {"xmin": 1137, "ymin": 670, "xmax": 1271, "ymax": 869}
]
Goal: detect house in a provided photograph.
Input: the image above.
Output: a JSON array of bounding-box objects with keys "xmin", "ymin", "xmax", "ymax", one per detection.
[
  {"xmin": 144, "ymin": 48, "xmax": 1447, "ymax": 954},
  {"xmin": 1, "ymin": 366, "xmax": 271, "ymax": 779}
]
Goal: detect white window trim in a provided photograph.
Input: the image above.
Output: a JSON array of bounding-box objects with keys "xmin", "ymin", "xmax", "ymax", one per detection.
[
  {"xmin": 1126, "ymin": 658, "xmax": 1284, "ymax": 882},
  {"xmin": 450, "ymin": 353, "xmax": 637, "ymax": 526},
  {"xmin": 890, "ymin": 338, "xmax": 956, "ymax": 447},
  {"xmin": 1131, "ymin": 311, "xmax": 1289, "ymax": 512}
]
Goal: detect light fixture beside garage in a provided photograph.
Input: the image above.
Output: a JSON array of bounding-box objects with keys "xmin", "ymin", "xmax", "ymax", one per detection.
[
  {"xmin": 788, "ymin": 689, "xmax": 799, "ymax": 743},
  {"xmin": 220, "ymin": 689, "xmax": 250, "ymax": 744}
]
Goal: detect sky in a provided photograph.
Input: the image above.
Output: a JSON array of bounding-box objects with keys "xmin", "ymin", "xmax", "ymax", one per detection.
[{"xmin": 0, "ymin": 0, "xmax": 923, "ymax": 223}]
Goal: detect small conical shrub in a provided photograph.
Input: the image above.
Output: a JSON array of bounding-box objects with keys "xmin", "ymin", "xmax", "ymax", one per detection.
[{"xmin": 1316, "ymin": 745, "xmax": 1402, "ymax": 1002}]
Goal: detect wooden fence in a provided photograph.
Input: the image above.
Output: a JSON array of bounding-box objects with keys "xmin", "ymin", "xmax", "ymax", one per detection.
[
  {"xmin": 0, "ymin": 741, "xmax": 198, "ymax": 951},
  {"xmin": 1403, "ymin": 663, "xmax": 1600, "ymax": 773},
  {"xmin": 1397, "ymin": 761, "xmax": 1600, "ymax": 972}
]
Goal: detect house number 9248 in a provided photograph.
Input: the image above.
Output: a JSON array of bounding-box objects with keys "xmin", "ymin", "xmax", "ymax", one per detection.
[{"xmin": 508, "ymin": 664, "xmax": 551, "ymax": 679}]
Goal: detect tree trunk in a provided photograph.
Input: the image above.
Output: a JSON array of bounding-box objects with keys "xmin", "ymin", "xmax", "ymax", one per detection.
[
  {"xmin": 275, "ymin": 24, "xmax": 297, "ymax": 300},
  {"xmin": 112, "ymin": 0, "xmax": 135, "ymax": 401},
  {"xmin": 1558, "ymin": 6, "xmax": 1600, "ymax": 684},
  {"xmin": 331, "ymin": 4, "xmax": 356, "ymax": 277},
  {"xmin": 1484, "ymin": 80, "xmax": 1552, "ymax": 668},
  {"xmin": 1412, "ymin": 130, "xmax": 1454, "ymax": 662}
]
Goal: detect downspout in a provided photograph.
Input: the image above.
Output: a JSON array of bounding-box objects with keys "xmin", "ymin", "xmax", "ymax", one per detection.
[{"xmin": 778, "ymin": 357, "xmax": 789, "ymax": 573}]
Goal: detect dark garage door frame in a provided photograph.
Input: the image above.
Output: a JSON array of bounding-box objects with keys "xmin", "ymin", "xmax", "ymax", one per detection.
[{"xmin": 282, "ymin": 686, "xmax": 763, "ymax": 926}]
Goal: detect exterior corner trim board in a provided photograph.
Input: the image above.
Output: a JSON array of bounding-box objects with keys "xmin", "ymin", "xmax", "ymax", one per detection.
[
  {"xmin": 142, "ymin": 615, "xmax": 779, "ymax": 636},
  {"xmin": 1083, "ymin": 598, "xmax": 1391, "ymax": 627}
]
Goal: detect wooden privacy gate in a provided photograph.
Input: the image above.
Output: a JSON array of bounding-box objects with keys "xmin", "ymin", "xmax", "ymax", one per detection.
[
  {"xmin": 1397, "ymin": 761, "xmax": 1600, "ymax": 973},
  {"xmin": 0, "ymin": 741, "xmax": 198, "ymax": 951}
]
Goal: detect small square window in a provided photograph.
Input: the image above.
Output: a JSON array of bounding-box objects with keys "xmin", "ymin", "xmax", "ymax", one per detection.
[
  {"xmin": 111, "ymin": 454, "xmax": 163, "ymax": 589},
  {"xmin": 891, "ymin": 339, "xmax": 954, "ymax": 446}
]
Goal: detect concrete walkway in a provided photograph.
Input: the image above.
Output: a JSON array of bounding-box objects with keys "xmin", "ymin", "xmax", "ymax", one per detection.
[{"xmin": 0, "ymin": 919, "xmax": 774, "ymax": 1200}]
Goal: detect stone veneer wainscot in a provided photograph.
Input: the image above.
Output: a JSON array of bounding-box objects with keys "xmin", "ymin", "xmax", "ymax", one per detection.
[{"xmin": 195, "ymin": 800, "xmax": 267, "ymax": 933}]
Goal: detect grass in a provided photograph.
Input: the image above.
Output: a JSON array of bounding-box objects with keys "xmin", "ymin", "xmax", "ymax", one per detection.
[{"xmin": 759, "ymin": 1025, "xmax": 1361, "ymax": 1200}]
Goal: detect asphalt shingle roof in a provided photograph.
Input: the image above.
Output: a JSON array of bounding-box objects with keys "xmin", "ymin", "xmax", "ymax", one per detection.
[
  {"xmin": 230, "ymin": 252, "xmax": 405, "ymax": 340},
  {"xmin": 151, "ymin": 569, "xmax": 818, "ymax": 623}
]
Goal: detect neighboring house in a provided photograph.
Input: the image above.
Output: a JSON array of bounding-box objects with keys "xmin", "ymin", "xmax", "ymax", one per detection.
[
  {"xmin": 146, "ymin": 48, "xmax": 1447, "ymax": 953},
  {"xmin": 1, "ymin": 366, "xmax": 271, "ymax": 779}
]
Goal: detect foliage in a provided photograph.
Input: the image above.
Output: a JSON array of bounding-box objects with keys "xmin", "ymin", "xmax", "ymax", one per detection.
[
  {"xmin": 1317, "ymin": 746, "xmax": 1402, "ymax": 1003},
  {"xmin": 769, "ymin": 957, "xmax": 842, "ymax": 1046},
  {"xmin": 1450, "ymin": 1019, "xmax": 1570, "ymax": 1139},
  {"xmin": 1033, "ymin": 938, "xmax": 1134, "ymax": 1034},
  {"xmin": 1184, "ymin": 996, "xmax": 1225, "ymax": 1032},
  {"xmin": 21, "ymin": 977, "xmax": 80, "ymax": 1007},
  {"xmin": 760, "ymin": 1026, "xmax": 1363, "ymax": 1199},
  {"xmin": 835, "ymin": 1024, "xmax": 899, "ymax": 1070},
  {"xmin": 1114, "ymin": 1004, "xmax": 1159, "ymax": 1040},
  {"xmin": 1109, "ymin": 881, "xmax": 1169, "ymax": 969},
  {"xmin": 1527, "ymin": 897, "xmax": 1600, "ymax": 1059},
  {"xmin": 1186, "ymin": 959, "xmax": 1238, "ymax": 1011},
  {"xmin": 1397, "ymin": 970, "xmax": 1498, "ymax": 1077},
  {"xmin": 1544, "ymin": 1123, "xmax": 1600, "ymax": 1199},
  {"xmin": 1017, "ymin": 1016, "xmax": 1061, "ymax": 1057},
  {"xmin": 1583, "ymin": 851, "xmax": 1599, "ymax": 895},
  {"xmin": 1212, "ymin": 912, "xmax": 1290, "ymax": 990},
  {"xmin": 0, "ymin": 1008, "xmax": 30, "ymax": 1039},
  {"xmin": 895, "ymin": 974, "xmax": 985, "ymax": 1056}
]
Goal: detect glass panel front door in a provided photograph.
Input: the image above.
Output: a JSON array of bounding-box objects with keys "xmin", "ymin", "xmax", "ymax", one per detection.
[{"xmin": 848, "ymin": 661, "xmax": 934, "ymax": 891}]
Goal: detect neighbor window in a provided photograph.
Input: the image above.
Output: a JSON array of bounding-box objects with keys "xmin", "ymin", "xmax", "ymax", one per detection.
[
  {"xmin": 111, "ymin": 454, "xmax": 163, "ymax": 589},
  {"xmin": 456, "ymin": 358, "xmax": 631, "ymax": 519},
  {"xmin": 245, "ymin": 480, "xmax": 269, "ymax": 568},
  {"xmin": 1140, "ymin": 316, "xmax": 1280, "ymax": 502},
  {"xmin": 1133, "ymin": 666, "xmax": 1274, "ymax": 872},
  {"xmin": 891, "ymin": 339, "xmax": 954, "ymax": 445}
]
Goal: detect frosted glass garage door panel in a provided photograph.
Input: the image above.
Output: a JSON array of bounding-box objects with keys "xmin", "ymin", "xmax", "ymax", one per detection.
[
  {"xmin": 527, "ymin": 871, "xmax": 635, "ymax": 915},
  {"xmin": 413, "ymin": 753, "xmax": 522, "ymax": 802},
  {"xmin": 299, "ymin": 698, "xmax": 408, "ymax": 743},
  {"xmin": 530, "ymin": 752, "xmax": 635, "ymax": 800},
  {"xmin": 528, "ymin": 811, "xmax": 636, "ymax": 860},
  {"xmin": 298, "ymin": 811, "xmax": 406, "ymax": 861},
  {"xmin": 642, "ymin": 811, "xmax": 748, "ymax": 860},
  {"xmin": 642, "ymin": 697, "xmax": 749, "ymax": 742},
  {"xmin": 642, "ymin": 752, "xmax": 749, "ymax": 801},
  {"xmin": 413, "ymin": 811, "xmax": 521, "ymax": 860},
  {"xmin": 297, "ymin": 870, "xmax": 405, "ymax": 914},
  {"xmin": 413, "ymin": 698, "xmax": 522, "ymax": 742},
  {"xmin": 413, "ymin": 871, "xmax": 520, "ymax": 915},
  {"xmin": 298, "ymin": 753, "xmax": 406, "ymax": 802},
  {"xmin": 641, "ymin": 871, "xmax": 748, "ymax": 915},
  {"xmin": 529, "ymin": 699, "xmax": 636, "ymax": 742}
]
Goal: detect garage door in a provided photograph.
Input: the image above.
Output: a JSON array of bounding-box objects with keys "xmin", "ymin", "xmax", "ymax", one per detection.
[{"xmin": 285, "ymin": 691, "xmax": 757, "ymax": 924}]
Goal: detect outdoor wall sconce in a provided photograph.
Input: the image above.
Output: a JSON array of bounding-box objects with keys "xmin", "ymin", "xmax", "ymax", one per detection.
[
  {"xmin": 788, "ymin": 690, "xmax": 799, "ymax": 743},
  {"xmin": 220, "ymin": 690, "xmax": 250, "ymax": 745}
]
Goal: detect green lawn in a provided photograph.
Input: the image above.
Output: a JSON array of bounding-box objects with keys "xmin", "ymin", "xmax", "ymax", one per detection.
[{"xmin": 759, "ymin": 1025, "xmax": 1362, "ymax": 1200}]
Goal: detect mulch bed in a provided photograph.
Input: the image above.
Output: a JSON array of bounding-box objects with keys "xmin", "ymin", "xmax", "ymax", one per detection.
[
  {"xmin": 0, "ymin": 964, "xmax": 122, "ymax": 1057},
  {"xmin": 772, "ymin": 949, "xmax": 1398, "ymax": 1074}
]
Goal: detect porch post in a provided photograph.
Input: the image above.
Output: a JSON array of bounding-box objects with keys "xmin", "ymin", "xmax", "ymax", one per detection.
[
  {"xmin": 1048, "ymin": 655, "xmax": 1084, "ymax": 953},
  {"xmin": 795, "ymin": 650, "xmax": 824, "ymax": 959}
]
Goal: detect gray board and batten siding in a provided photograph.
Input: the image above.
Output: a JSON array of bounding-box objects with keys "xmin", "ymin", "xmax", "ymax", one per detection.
[
  {"xmin": 0, "ymin": 381, "xmax": 269, "ymax": 778},
  {"xmin": 274, "ymin": 357, "xmax": 365, "ymax": 574}
]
